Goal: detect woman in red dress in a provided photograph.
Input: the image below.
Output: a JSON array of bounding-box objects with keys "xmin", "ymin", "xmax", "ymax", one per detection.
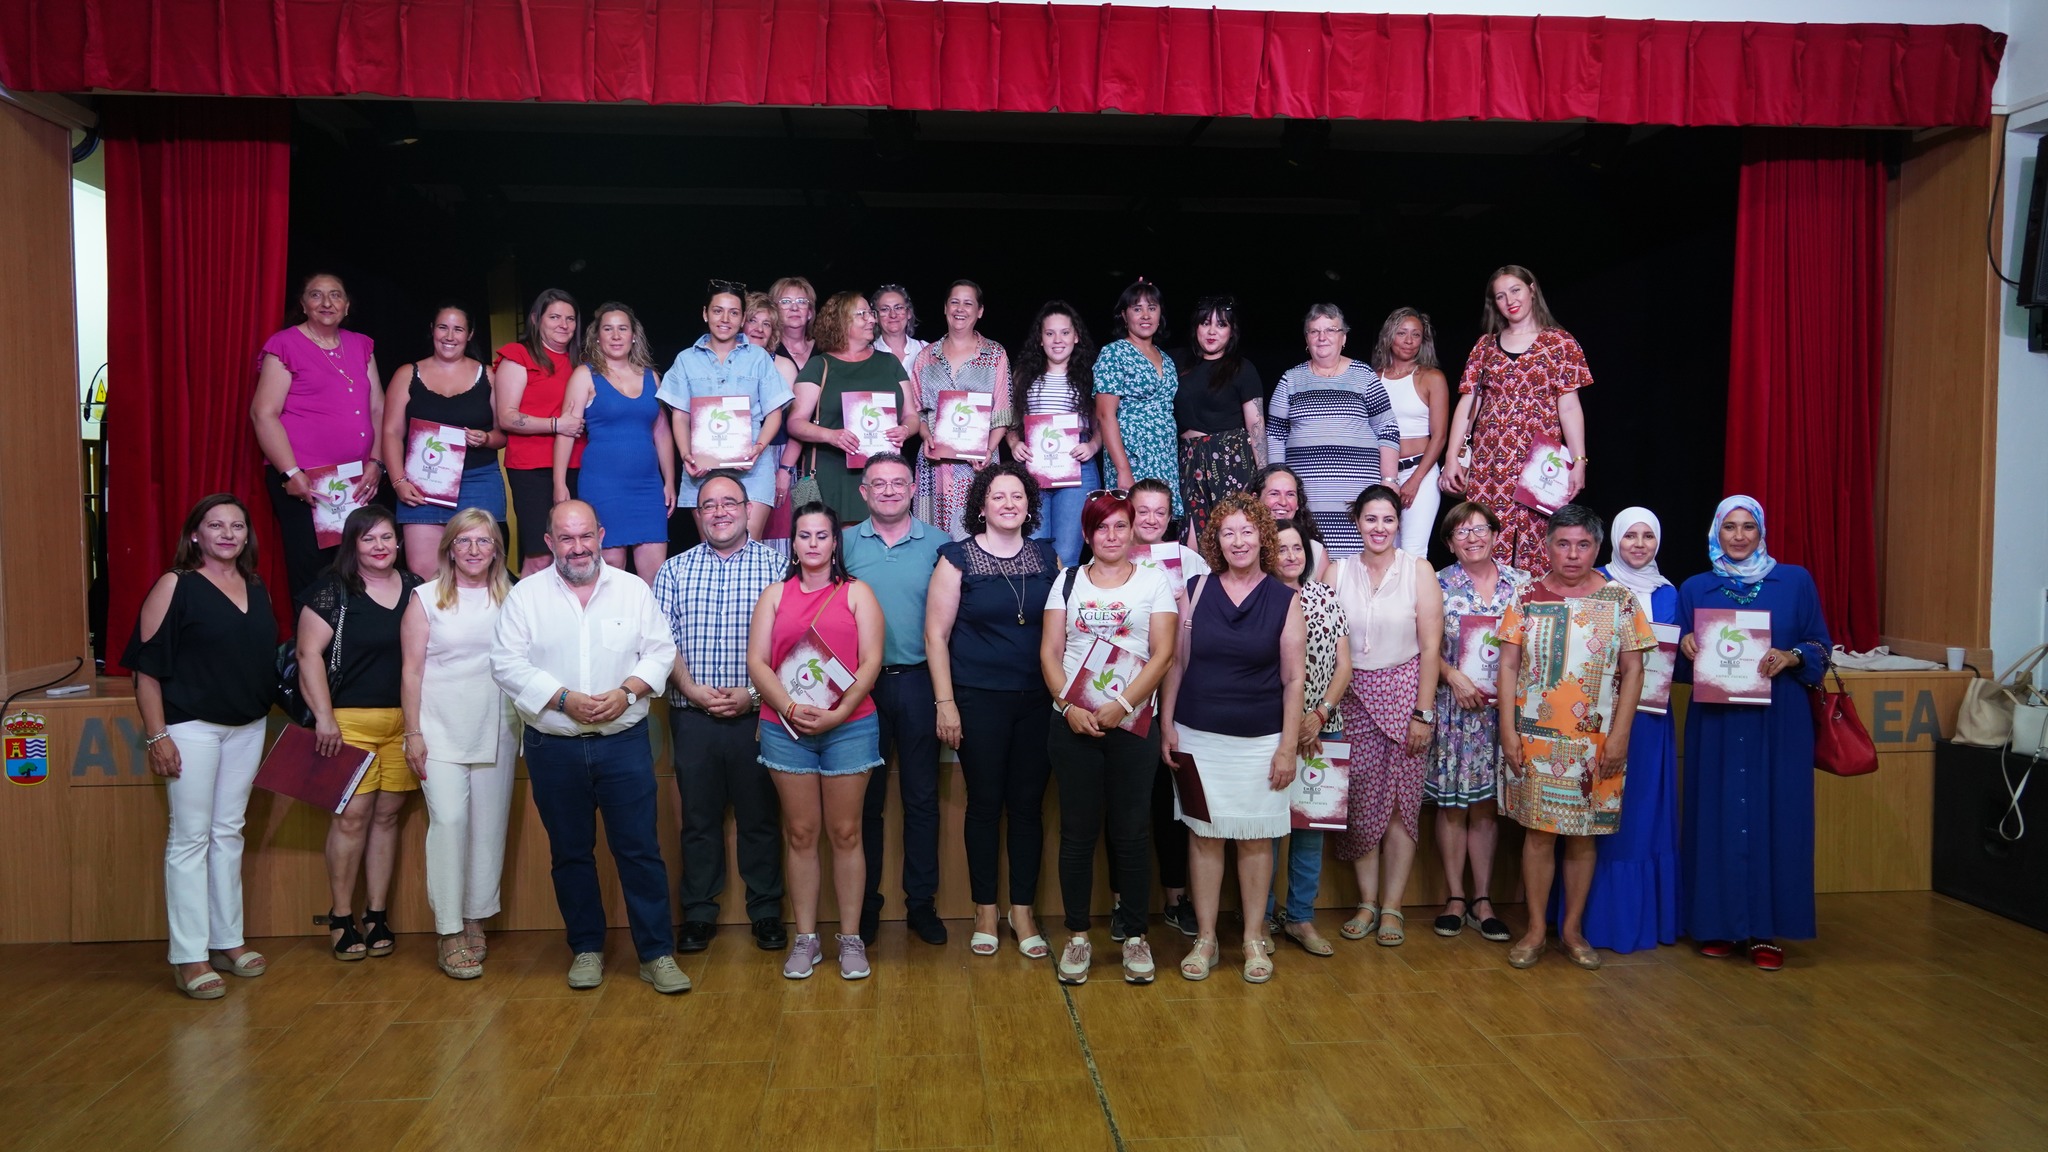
[{"xmin": 1437, "ymin": 266, "xmax": 1591, "ymax": 577}]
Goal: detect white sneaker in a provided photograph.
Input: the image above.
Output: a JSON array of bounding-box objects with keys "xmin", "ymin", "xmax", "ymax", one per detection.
[
  {"xmin": 1058, "ymin": 935, "xmax": 1092, "ymax": 985},
  {"xmin": 566, "ymin": 951, "xmax": 604, "ymax": 989},
  {"xmin": 1122, "ymin": 936, "xmax": 1156, "ymax": 984},
  {"xmin": 639, "ymin": 954, "xmax": 691, "ymax": 994}
]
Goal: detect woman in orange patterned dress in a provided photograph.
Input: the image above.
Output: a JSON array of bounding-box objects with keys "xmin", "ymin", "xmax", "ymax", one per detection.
[
  {"xmin": 1494, "ymin": 506, "xmax": 1653, "ymax": 972},
  {"xmin": 1437, "ymin": 265, "xmax": 1591, "ymax": 577}
]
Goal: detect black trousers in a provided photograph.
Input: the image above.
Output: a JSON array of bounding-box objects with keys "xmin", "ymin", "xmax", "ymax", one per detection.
[
  {"xmin": 266, "ymin": 465, "xmax": 391, "ymax": 599},
  {"xmin": 864, "ymin": 665, "xmax": 941, "ymax": 912},
  {"xmin": 671, "ymin": 707, "xmax": 785, "ymax": 923},
  {"xmin": 956, "ymin": 684, "xmax": 1053, "ymax": 907},
  {"xmin": 1150, "ymin": 760, "xmax": 1190, "ymax": 890},
  {"xmin": 1050, "ymin": 720, "xmax": 1160, "ymax": 936}
]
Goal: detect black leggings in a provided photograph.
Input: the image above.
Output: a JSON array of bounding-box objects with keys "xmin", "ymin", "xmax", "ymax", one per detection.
[
  {"xmin": 956, "ymin": 685, "xmax": 1053, "ymax": 907},
  {"xmin": 1150, "ymin": 760, "xmax": 1189, "ymax": 890},
  {"xmin": 1050, "ymin": 721, "xmax": 1160, "ymax": 937}
]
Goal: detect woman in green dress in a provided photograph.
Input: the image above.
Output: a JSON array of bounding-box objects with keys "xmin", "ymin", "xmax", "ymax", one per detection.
[{"xmin": 785, "ymin": 292, "xmax": 921, "ymax": 522}]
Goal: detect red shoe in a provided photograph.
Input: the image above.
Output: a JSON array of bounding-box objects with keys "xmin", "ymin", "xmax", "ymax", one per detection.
[
  {"xmin": 1748, "ymin": 942, "xmax": 1784, "ymax": 971},
  {"xmin": 1697, "ymin": 939, "xmax": 1738, "ymax": 958}
]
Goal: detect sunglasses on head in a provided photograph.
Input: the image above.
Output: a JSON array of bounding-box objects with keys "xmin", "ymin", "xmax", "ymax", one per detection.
[
  {"xmin": 707, "ymin": 279, "xmax": 748, "ymax": 296},
  {"xmin": 1086, "ymin": 488, "xmax": 1130, "ymax": 501}
]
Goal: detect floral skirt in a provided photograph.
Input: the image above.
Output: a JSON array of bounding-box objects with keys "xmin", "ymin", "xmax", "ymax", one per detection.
[{"xmin": 1178, "ymin": 428, "xmax": 1259, "ymax": 544}]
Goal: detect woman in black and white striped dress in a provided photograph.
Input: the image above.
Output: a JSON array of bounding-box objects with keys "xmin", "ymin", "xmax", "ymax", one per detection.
[{"xmin": 1264, "ymin": 304, "xmax": 1402, "ymax": 558}]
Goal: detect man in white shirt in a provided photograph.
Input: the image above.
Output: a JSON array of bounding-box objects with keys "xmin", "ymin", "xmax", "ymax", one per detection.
[{"xmin": 492, "ymin": 500, "xmax": 688, "ymax": 994}]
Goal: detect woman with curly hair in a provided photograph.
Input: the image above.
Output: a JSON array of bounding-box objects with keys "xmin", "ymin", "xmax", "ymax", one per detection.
[
  {"xmin": 785, "ymin": 292, "xmax": 920, "ymax": 525},
  {"xmin": 1158, "ymin": 492, "xmax": 1306, "ymax": 983},
  {"xmin": 925, "ymin": 461, "xmax": 1060, "ymax": 959}
]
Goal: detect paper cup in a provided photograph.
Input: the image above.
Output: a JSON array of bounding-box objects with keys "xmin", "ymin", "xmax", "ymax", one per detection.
[{"xmin": 1946, "ymin": 646, "xmax": 1965, "ymax": 671}]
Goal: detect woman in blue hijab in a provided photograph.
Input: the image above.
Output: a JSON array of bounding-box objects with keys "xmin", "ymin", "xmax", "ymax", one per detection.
[{"xmin": 1675, "ymin": 496, "xmax": 1831, "ymax": 971}]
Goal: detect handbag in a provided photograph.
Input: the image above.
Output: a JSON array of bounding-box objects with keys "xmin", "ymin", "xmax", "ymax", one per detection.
[
  {"xmin": 791, "ymin": 358, "xmax": 830, "ymax": 509},
  {"xmin": 1806, "ymin": 665, "xmax": 1878, "ymax": 777},
  {"xmin": 276, "ymin": 602, "xmax": 345, "ymax": 728},
  {"xmin": 1954, "ymin": 643, "xmax": 2048, "ymax": 748}
]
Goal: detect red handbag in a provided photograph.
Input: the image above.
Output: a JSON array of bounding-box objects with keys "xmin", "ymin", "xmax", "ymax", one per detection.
[{"xmin": 1808, "ymin": 667, "xmax": 1879, "ymax": 777}]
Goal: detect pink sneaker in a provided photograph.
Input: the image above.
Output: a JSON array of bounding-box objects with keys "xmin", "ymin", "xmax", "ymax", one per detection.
[
  {"xmin": 783, "ymin": 933, "xmax": 822, "ymax": 980},
  {"xmin": 836, "ymin": 933, "xmax": 870, "ymax": 980}
]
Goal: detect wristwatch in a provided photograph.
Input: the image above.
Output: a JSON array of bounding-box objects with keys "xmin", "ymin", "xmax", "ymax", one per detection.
[
  {"xmin": 1411, "ymin": 708, "xmax": 1436, "ymax": 724},
  {"xmin": 746, "ymin": 685, "xmax": 762, "ymax": 711},
  {"xmin": 1053, "ymin": 700, "xmax": 1071, "ymax": 717},
  {"xmin": 624, "ymin": 689, "xmax": 639, "ymax": 709}
]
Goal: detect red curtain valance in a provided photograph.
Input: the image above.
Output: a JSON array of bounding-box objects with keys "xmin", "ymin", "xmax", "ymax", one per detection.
[{"xmin": 2, "ymin": 2, "xmax": 2002, "ymax": 128}]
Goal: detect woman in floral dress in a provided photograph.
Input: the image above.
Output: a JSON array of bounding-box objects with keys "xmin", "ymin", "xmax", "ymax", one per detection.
[
  {"xmin": 1426, "ymin": 500, "xmax": 1527, "ymax": 943},
  {"xmin": 910, "ymin": 280, "xmax": 1011, "ymax": 537},
  {"xmin": 1495, "ymin": 505, "xmax": 1654, "ymax": 971},
  {"xmin": 1096, "ymin": 279, "xmax": 1184, "ymax": 519},
  {"xmin": 1437, "ymin": 265, "xmax": 1592, "ymax": 577}
]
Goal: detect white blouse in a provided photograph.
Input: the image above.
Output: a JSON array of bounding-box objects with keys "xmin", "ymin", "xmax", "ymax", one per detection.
[{"xmin": 419, "ymin": 585, "xmax": 518, "ymax": 764}]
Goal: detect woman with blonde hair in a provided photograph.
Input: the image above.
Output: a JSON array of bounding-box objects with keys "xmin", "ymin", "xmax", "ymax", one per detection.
[
  {"xmin": 765, "ymin": 279, "xmax": 817, "ymax": 551},
  {"xmin": 400, "ymin": 510, "xmax": 519, "ymax": 978},
  {"xmin": 556, "ymin": 303, "xmax": 674, "ymax": 581},
  {"xmin": 1371, "ymin": 308, "xmax": 1449, "ymax": 558}
]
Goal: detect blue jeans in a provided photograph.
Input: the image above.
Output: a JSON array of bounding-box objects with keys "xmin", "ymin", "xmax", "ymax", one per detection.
[
  {"xmin": 523, "ymin": 723, "xmax": 675, "ymax": 961},
  {"xmin": 1033, "ymin": 458, "xmax": 1101, "ymax": 568},
  {"xmin": 1267, "ymin": 829, "xmax": 1325, "ymax": 925}
]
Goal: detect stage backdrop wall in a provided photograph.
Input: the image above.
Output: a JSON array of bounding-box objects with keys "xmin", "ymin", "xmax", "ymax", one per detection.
[{"xmin": 0, "ymin": 3, "xmax": 2003, "ymax": 128}]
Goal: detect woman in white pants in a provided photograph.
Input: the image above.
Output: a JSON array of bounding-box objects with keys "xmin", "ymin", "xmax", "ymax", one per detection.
[
  {"xmin": 400, "ymin": 509, "xmax": 518, "ymax": 979},
  {"xmin": 128, "ymin": 494, "xmax": 281, "ymax": 999},
  {"xmin": 1371, "ymin": 309, "xmax": 1448, "ymax": 558}
]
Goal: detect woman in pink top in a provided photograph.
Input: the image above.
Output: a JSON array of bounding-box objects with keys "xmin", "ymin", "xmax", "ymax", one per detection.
[
  {"xmin": 1331, "ymin": 484, "xmax": 1444, "ymax": 948},
  {"xmin": 250, "ymin": 272, "xmax": 385, "ymax": 596},
  {"xmin": 748, "ymin": 501, "xmax": 884, "ymax": 982}
]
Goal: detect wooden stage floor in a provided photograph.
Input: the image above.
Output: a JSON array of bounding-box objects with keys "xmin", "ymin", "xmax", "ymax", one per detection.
[{"xmin": 3, "ymin": 891, "xmax": 2044, "ymax": 1152}]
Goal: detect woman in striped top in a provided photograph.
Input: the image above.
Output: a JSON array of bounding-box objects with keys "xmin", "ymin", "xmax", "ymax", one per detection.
[
  {"xmin": 1265, "ymin": 304, "xmax": 1402, "ymax": 558},
  {"xmin": 1007, "ymin": 301, "xmax": 1102, "ymax": 567}
]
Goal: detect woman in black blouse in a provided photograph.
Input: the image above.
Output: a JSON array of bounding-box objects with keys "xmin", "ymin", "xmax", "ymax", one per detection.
[
  {"xmin": 130, "ymin": 494, "xmax": 281, "ymax": 999},
  {"xmin": 926, "ymin": 462, "xmax": 1059, "ymax": 960},
  {"xmin": 296, "ymin": 505, "xmax": 424, "ymax": 960},
  {"xmin": 1175, "ymin": 296, "xmax": 1266, "ymax": 543}
]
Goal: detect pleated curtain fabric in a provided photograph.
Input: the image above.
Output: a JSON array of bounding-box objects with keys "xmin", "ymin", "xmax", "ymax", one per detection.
[
  {"xmin": 1723, "ymin": 128, "xmax": 1887, "ymax": 652},
  {"xmin": 102, "ymin": 97, "xmax": 295, "ymax": 672}
]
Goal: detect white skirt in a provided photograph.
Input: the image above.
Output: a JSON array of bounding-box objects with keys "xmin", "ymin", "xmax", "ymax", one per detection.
[{"xmin": 1173, "ymin": 724, "xmax": 1291, "ymax": 840}]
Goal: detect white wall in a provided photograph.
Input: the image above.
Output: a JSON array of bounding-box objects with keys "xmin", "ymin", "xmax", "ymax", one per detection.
[
  {"xmin": 1993, "ymin": 0, "xmax": 2048, "ymax": 667},
  {"xmin": 71, "ymin": 177, "xmax": 105, "ymax": 440}
]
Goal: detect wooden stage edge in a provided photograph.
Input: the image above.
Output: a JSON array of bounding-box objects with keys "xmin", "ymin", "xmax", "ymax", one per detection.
[{"xmin": 0, "ymin": 669, "xmax": 1978, "ymax": 945}]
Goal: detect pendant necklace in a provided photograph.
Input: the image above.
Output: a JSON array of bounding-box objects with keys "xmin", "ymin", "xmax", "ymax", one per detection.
[{"xmin": 1717, "ymin": 580, "xmax": 1764, "ymax": 606}]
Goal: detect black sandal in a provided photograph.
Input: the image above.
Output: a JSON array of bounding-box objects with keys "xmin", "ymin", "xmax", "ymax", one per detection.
[
  {"xmin": 361, "ymin": 908, "xmax": 395, "ymax": 958},
  {"xmin": 325, "ymin": 910, "xmax": 367, "ymax": 961},
  {"xmin": 1465, "ymin": 896, "xmax": 1513, "ymax": 943},
  {"xmin": 1434, "ymin": 896, "xmax": 1468, "ymax": 937}
]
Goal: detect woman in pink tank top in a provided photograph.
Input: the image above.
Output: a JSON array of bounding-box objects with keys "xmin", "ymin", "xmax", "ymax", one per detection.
[{"xmin": 747, "ymin": 501, "xmax": 884, "ymax": 981}]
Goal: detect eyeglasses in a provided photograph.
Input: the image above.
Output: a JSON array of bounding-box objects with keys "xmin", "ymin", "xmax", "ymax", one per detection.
[
  {"xmin": 862, "ymin": 478, "xmax": 911, "ymax": 492},
  {"xmin": 777, "ymin": 297, "xmax": 811, "ymax": 308},
  {"xmin": 1086, "ymin": 488, "xmax": 1131, "ymax": 501},
  {"xmin": 699, "ymin": 498, "xmax": 746, "ymax": 513},
  {"xmin": 707, "ymin": 279, "xmax": 747, "ymax": 296},
  {"xmin": 451, "ymin": 537, "xmax": 495, "ymax": 552},
  {"xmin": 1451, "ymin": 525, "xmax": 1493, "ymax": 540},
  {"xmin": 876, "ymin": 303, "xmax": 909, "ymax": 315},
  {"xmin": 851, "ymin": 309, "xmax": 875, "ymax": 320}
]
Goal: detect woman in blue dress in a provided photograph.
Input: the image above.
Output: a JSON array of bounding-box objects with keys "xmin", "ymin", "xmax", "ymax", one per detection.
[
  {"xmin": 1676, "ymin": 495, "xmax": 1831, "ymax": 971},
  {"xmin": 1578, "ymin": 506, "xmax": 1679, "ymax": 953},
  {"xmin": 555, "ymin": 302, "xmax": 675, "ymax": 582}
]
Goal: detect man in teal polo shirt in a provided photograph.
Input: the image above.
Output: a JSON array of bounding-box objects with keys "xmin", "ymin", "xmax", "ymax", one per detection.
[{"xmin": 841, "ymin": 452, "xmax": 949, "ymax": 945}]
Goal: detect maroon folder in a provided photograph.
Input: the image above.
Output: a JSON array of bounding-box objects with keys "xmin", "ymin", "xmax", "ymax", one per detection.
[
  {"xmin": 255, "ymin": 724, "xmax": 376, "ymax": 814},
  {"xmin": 1167, "ymin": 750, "xmax": 1211, "ymax": 823}
]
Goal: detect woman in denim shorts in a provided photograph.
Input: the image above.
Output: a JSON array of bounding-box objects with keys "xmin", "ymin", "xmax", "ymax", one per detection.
[{"xmin": 748, "ymin": 501, "xmax": 886, "ymax": 980}]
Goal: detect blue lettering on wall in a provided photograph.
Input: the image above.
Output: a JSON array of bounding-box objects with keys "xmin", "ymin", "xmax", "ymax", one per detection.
[
  {"xmin": 1871, "ymin": 691, "xmax": 1905, "ymax": 744},
  {"xmin": 70, "ymin": 716, "xmax": 147, "ymax": 776}
]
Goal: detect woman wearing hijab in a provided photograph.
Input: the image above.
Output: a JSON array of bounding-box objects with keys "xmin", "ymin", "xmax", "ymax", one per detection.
[
  {"xmin": 1676, "ymin": 496, "xmax": 1831, "ymax": 971},
  {"xmin": 1578, "ymin": 508, "xmax": 1679, "ymax": 954}
]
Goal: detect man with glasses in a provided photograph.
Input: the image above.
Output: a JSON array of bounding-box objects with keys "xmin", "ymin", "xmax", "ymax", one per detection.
[
  {"xmin": 652, "ymin": 471, "xmax": 788, "ymax": 953},
  {"xmin": 842, "ymin": 452, "xmax": 949, "ymax": 944}
]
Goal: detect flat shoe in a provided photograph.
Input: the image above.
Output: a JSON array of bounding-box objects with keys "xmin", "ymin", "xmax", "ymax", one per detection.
[
  {"xmin": 969, "ymin": 931, "xmax": 999, "ymax": 957},
  {"xmin": 1376, "ymin": 909, "xmax": 1406, "ymax": 947},
  {"xmin": 1562, "ymin": 939, "xmax": 1602, "ymax": 970},
  {"xmin": 1697, "ymin": 939, "xmax": 1738, "ymax": 959},
  {"xmin": 1433, "ymin": 897, "xmax": 1467, "ymax": 937},
  {"xmin": 1340, "ymin": 902, "xmax": 1378, "ymax": 941},
  {"xmin": 1507, "ymin": 943, "xmax": 1544, "ymax": 969},
  {"xmin": 1749, "ymin": 942, "xmax": 1784, "ymax": 971},
  {"xmin": 209, "ymin": 949, "xmax": 266, "ymax": 977},
  {"xmin": 174, "ymin": 966, "xmax": 227, "ymax": 1000},
  {"xmin": 1281, "ymin": 923, "xmax": 1334, "ymax": 957}
]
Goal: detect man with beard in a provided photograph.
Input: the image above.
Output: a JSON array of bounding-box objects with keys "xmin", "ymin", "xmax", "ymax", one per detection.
[
  {"xmin": 652, "ymin": 470, "xmax": 788, "ymax": 954},
  {"xmin": 492, "ymin": 500, "xmax": 688, "ymax": 993}
]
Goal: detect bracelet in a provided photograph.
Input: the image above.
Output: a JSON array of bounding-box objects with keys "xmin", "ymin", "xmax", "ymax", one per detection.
[
  {"xmin": 554, "ymin": 687, "xmax": 570, "ymax": 712},
  {"xmin": 281, "ymin": 466, "xmax": 302, "ymax": 481},
  {"xmin": 143, "ymin": 731, "xmax": 171, "ymax": 748},
  {"xmin": 1573, "ymin": 455, "xmax": 1590, "ymax": 464},
  {"xmin": 1112, "ymin": 691, "xmax": 1135, "ymax": 713},
  {"xmin": 402, "ymin": 731, "xmax": 423, "ymax": 739},
  {"xmin": 935, "ymin": 698, "xmax": 954, "ymax": 705}
]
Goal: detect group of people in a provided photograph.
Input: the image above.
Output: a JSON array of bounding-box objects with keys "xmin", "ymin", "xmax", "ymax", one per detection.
[{"xmin": 133, "ymin": 264, "xmax": 1830, "ymax": 1000}]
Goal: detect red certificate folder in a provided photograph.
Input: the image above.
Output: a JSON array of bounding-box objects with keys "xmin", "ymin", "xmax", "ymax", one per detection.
[
  {"xmin": 1692, "ymin": 608, "xmax": 1773, "ymax": 705},
  {"xmin": 1022, "ymin": 413, "xmax": 1082, "ymax": 489},
  {"xmin": 1060, "ymin": 638, "xmax": 1153, "ymax": 736},
  {"xmin": 841, "ymin": 391, "xmax": 897, "ymax": 467},
  {"xmin": 689, "ymin": 395, "xmax": 754, "ymax": 467},
  {"xmin": 1166, "ymin": 751, "xmax": 1211, "ymax": 823},
  {"xmin": 303, "ymin": 461, "xmax": 367, "ymax": 548},
  {"xmin": 1510, "ymin": 432, "xmax": 1573, "ymax": 515},
  {"xmin": 404, "ymin": 418, "xmax": 468, "ymax": 509},
  {"xmin": 1454, "ymin": 614, "xmax": 1504, "ymax": 698},
  {"xmin": 1290, "ymin": 740, "xmax": 1350, "ymax": 830},
  {"xmin": 254, "ymin": 724, "xmax": 375, "ymax": 815},
  {"xmin": 1129, "ymin": 544, "xmax": 1183, "ymax": 588},
  {"xmin": 1638, "ymin": 622, "xmax": 1681, "ymax": 715},
  {"xmin": 931, "ymin": 389, "xmax": 993, "ymax": 462},
  {"xmin": 772, "ymin": 627, "xmax": 856, "ymax": 739}
]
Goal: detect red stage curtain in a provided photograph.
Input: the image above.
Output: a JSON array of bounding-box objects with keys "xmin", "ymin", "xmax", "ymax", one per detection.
[
  {"xmin": 103, "ymin": 98, "xmax": 294, "ymax": 674},
  {"xmin": 0, "ymin": 2, "xmax": 2002, "ymax": 128},
  {"xmin": 1724, "ymin": 129, "xmax": 1885, "ymax": 651}
]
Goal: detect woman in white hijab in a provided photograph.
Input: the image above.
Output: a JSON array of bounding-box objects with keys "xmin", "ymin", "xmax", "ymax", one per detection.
[{"xmin": 1578, "ymin": 507, "xmax": 1680, "ymax": 953}]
